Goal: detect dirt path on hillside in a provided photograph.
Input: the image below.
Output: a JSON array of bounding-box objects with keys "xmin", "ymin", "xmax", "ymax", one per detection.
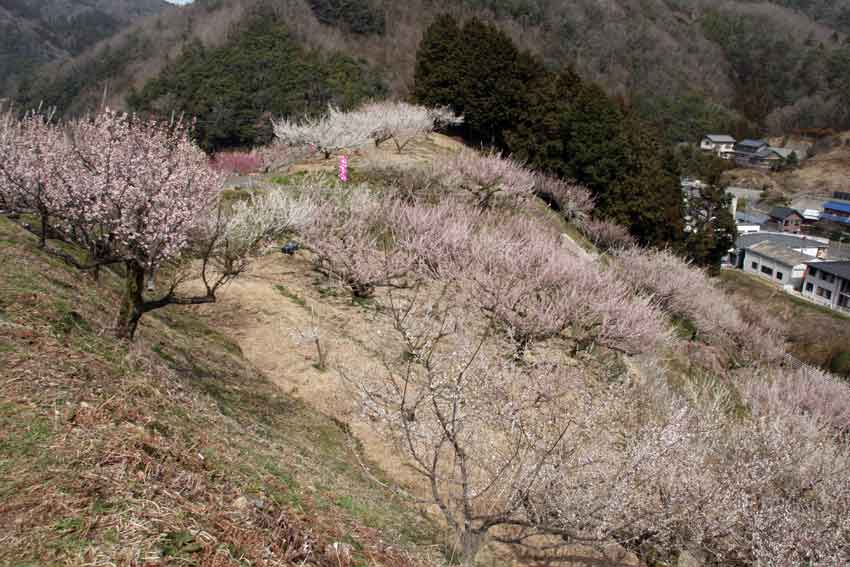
[{"xmin": 195, "ymin": 253, "xmax": 422, "ymax": 487}]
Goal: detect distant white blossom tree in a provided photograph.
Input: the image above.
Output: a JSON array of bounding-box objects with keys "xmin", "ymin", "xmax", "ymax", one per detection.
[{"xmin": 272, "ymin": 101, "xmax": 462, "ymax": 158}]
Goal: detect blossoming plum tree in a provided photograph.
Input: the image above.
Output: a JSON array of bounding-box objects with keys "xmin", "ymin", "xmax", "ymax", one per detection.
[
  {"xmin": 347, "ymin": 297, "xmax": 710, "ymax": 566},
  {"xmin": 439, "ymin": 149, "xmax": 536, "ymax": 209},
  {"xmin": 533, "ymin": 173, "xmax": 594, "ymax": 223},
  {"xmin": 272, "ymin": 102, "xmax": 462, "ymax": 158},
  {"xmin": 1, "ymin": 109, "xmax": 313, "ymax": 339},
  {"xmin": 0, "ymin": 107, "xmax": 73, "ymax": 247},
  {"xmin": 462, "ymin": 215, "xmax": 668, "ymax": 356},
  {"xmin": 303, "ymin": 190, "xmax": 417, "ymax": 298}
]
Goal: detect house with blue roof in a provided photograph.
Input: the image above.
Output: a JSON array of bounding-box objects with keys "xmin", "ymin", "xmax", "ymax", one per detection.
[{"xmin": 821, "ymin": 201, "xmax": 850, "ymax": 226}]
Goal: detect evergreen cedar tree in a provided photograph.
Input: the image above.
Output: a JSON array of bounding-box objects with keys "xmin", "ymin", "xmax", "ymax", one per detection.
[
  {"xmin": 415, "ymin": 15, "xmax": 701, "ymax": 253},
  {"xmin": 128, "ymin": 12, "xmax": 386, "ymax": 152}
]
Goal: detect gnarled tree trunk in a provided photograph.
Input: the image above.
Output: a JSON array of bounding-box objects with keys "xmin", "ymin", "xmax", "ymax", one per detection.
[{"xmin": 115, "ymin": 260, "xmax": 146, "ymax": 340}]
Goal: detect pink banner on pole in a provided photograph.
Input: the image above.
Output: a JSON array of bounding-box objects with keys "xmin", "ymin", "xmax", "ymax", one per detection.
[{"xmin": 339, "ymin": 155, "xmax": 348, "ymax": 182}]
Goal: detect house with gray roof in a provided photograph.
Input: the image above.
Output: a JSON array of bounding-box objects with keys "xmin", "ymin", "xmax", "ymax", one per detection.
[
  {"xmin": 801, "ymin": 262, "xmax": 850, "ymax": 314},
  {"xmin": 751, "ymin": 147, "xmax": 798, "ymax": 169},
  {"xmin": 735, "ymin": 211, "xmax": 768, "ymax": 235},
  {"xmin": 729, "ymin": 232, "xmax": 829, "ymax": 271},
  {"xmin": 734, "ymin": 139, "xmax": 768, "ymax": 166},
  {"xmin": 742, "ymin": 241, "xmax": 812, "ymax": 290},
  {"xmin": 789, "ymin": 197, "xmax": 824, "ymax": 222},
  {"xmin": 700, "ymin": 134, "xmax": 736, "ymax": 159},
  {"xmin": 734, "ymin": 232, "xmax": 829, "ymax": 257},
  {"xmin": 768, "ymin": 206, "xmax": 804, "ymax": 234}
]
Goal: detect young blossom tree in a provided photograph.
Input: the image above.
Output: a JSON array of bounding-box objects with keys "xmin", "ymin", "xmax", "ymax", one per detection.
[
  {"xmin": 359, "ymin": 101, "xmax": 462, "ymax": 153},
  {"xmin": 272, "ymin": 105, "xmax": 376, "ymax": 159},
  {"xmin": 579, "ymin": 218, "xmax": 636, "ymax": 251},
  {"xmin": 533, "ymin": 174, "xmax": 594, "ymax": 223},
  {"xmin": 439, "ymin": 149, "xmax": 536, "ymax": 209},
  {"xmin": 387, "ymin": 199, "xmax": 479, "ymax": 280},
  {"xmin": 302, "ymin": 190, "xmax": 417, "ymax": 298},
  {"xmin": 0, "ymin": 107, "xmax": 73, "ymax": 247}
]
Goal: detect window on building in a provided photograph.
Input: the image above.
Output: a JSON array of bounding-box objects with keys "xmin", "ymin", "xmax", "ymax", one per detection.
[
  {"xmin": 751, "ymin": 262, "xmax": 759, "ymax": 270},
  {"xmin": 809, "ymin": 268, "xmax": 818, "ymax": 277},
  {"xmin": 776, "ymin": 272, "xmax": 783, "ymax": 280},
  {"xmin": 839, "ymin": 295, "xmax": 849, "ymax": 309},
  {"xmin": 817, "ymin": 287, "xmax": 833, "ymax": 300},
  {"xmin": 806, "ymin": 282, "xmax": 814, "ymax": 292},
  {"xmin": 761, "ymin": 266, "xmax": 773, "ymax": 276}
]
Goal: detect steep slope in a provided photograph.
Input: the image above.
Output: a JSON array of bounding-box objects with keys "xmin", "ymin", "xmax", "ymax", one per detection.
[
  {"xmin": 13, "ymin": 0, "xmax": 850, "ymax": 140},
  {"xmin": 0, "ymin": 215, "xmax": 441, "ymax": 565},
  {"xmin": 0, "ymin": 0, "xmax": 168, "ymax": 95}
]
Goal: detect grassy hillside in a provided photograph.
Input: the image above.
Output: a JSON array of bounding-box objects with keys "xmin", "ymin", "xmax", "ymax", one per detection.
[
  {"xmin": 718, "ymin": 269, "xmax": 850, "ymax": 376},
  {"xmin": 0, "ymin": 215, "xmax": 441, "ymax": 566},
  {"xmin": 4, "ymin": 112, "xmax": 850, "ymax": 563},
  {"xmin": 12, "ymin": 0, "xmax": 850, "ymax": 141}
]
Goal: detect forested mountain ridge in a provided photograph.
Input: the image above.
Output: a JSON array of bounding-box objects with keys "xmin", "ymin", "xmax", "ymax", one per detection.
[
  {"xmin": 0, "ymin": 0, "xmax": 169, "ymax": 95},
  {"xmin": 12, "ymin": 0, "xmax": 850, "ymax": 142}
]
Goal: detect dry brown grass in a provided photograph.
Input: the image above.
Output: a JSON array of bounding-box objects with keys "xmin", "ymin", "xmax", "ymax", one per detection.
[
  {"xmin": 0, "ymin": 216, "xmax": 441, "ymax": 566},
  {"xmin": 723, "ymin": 131, "xmax": 850, "ymax": 198},
  {"xmin": 717, "ymin": 269, "xmax": 850, "ymax": 373}
]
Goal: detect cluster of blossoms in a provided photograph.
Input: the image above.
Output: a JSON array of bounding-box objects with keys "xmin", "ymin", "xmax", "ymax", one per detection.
[
  {"xmin": 272, "ymin": 101, "xmax": 462, "ymax": 158},
  {"xmin": 0, "ymin": 108, "xmax": 222, "ymax": 269},
  {"xmin": 613, "ymin": 247, "xmax": 786, "ymax": 365},
  {"xmin": 436, "ymin": 149, "xmax": 537, "ymax": 209},
  {"xmin": 0, "ymin": 108, "xmax": 313, "ymax": 339},
  {"xmin": 285, "ymin": 155, "xmax": 850, "ymax": 564},
  {"xmin": 209, "ymin": 150, "xmax": 265, "ymax": 175}
]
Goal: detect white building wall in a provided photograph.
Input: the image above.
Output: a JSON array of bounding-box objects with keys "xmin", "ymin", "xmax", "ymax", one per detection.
[
  {"xmin": 801, "ymin": 269, "xmax": 849, "ymax": 311},
  {"xmin": 743, "ymin": 250, "xmax": 805, "ymax": 291},
  {"xmin": 737, "ymin": 224, "xmax": 761, "ymax": 235},
  {"xmin": 794, "ymin": 246, "xmax": 823, "ymax": 257}
]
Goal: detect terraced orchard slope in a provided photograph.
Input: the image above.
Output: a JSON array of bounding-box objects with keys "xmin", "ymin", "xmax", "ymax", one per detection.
[{"xmin": 0, "ymin": 216, "xmax": 438, "ymax": 567}]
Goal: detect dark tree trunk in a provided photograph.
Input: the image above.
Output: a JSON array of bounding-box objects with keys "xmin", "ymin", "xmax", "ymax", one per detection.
[
  {"xmin": 38, "ymin": 210, "xmax": 48, "ymax": 248},
  {"xmin": 115, "ymin": 260, "xmax": 146, "ymax": 340}
]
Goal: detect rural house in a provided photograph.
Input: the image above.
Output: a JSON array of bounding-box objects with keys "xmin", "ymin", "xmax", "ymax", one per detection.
[
  {"xmin": 735, "ymin": 211, "xmax": 768, "ymax": 234},
  {"xmin": 740, "ymin": 241, "xmax": 811, "ymax": 290},
  {"xmin": 768, "ymin": 206, "xmax": 804, "ymax": 234},
  {"xmin": 734, "ymin": 139, "xmax": 769, "ymax": 166},
  {"xmin": 801, "ymin": 262, "xmax": 850, "ymax": 313},
  {"xmin": 751, "ymin": 147, "xmax": 797, "ymax": 169},
  {"xmin": 729, "ymin": 232, "xmax": 829, "ymax": 268},
  {"xmin": 821, "ymin": 201, "xmax": 850, "ymax": 227},
  {"xmin": 700, "ymin": 134, "xmax": 736, "ymax": 159}
]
